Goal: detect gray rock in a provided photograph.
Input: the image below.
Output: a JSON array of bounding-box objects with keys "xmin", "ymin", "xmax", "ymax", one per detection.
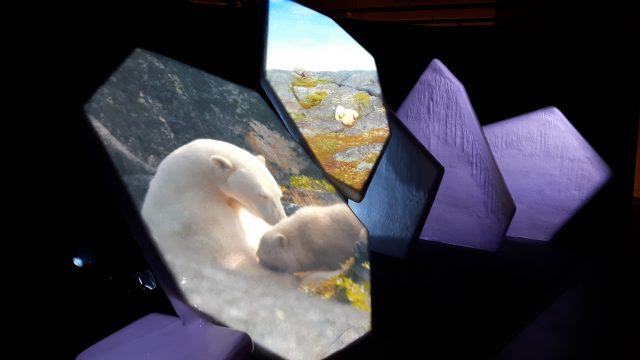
[
  {"xmin": 283, "ymin": 202, "xmax": 301, "ymax": 216},
  {"xmin": 356, "ymin": 162, "xmax": 374, "ymax": 172},
  {"xmin": 265, "ymin": 69, "xmax": 389, "ymax": 138},
  {"xmin": 264, "ymin": 70, "xmax": 304, "ymax": 115},
  {"xmin": 264, "ymin": 68, "xmax": 391, "ymax": 198},
  {"xmin": 316, "ymin": 70, "xmax": 383, "ymax": 97},
  {"xmin": 334, "ymin": 143, "xmax": 384, "ymax": 162},
  {"xmin": 122, "ymin": 174, "xmax": 154, "ymax": 208},
  {"xmin": 344, "ymin": 96, "xmax": 389, "ymax": 135},
  {"xmin": 86, "ymin": 50, "xmax": 341, "ymax": 211}
]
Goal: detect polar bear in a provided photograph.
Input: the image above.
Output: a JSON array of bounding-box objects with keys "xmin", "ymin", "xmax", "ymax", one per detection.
[
  {"xmin": 257, "ymin": 204, "xmax": 367, "ymax": 273},
  {"xmin": 335, "ymin": 105, "xmax": 360, "ymax": 127},
  {"xmin": 141, "ymin": 139, "xmax": 287, "ymax": 270}
]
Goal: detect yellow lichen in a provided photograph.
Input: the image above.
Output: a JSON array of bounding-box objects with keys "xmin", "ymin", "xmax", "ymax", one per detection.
[
  {"xmin": 289, "ymin": 175, "xmax": 336, "ymax": 192},
  {"xmin": 299, "ymin": 257, "xmax": 371, "ymax": 312},
  {"xmin": 341, "ymin": 277, "xmax": 371, "ymax": 312},
  {"xmin": 354, "ymin": 92, "xmax": 371, "ymax": 110},
  {"xmin": 305, "ymin": 128, "xmax": 389, "ymax": 189}
]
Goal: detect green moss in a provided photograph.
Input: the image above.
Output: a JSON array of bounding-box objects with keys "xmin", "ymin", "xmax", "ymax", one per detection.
[
  {"xmin": 299, "ymin": 91, "xmax": 328, "ymax": 109},
  {"xmin": 316, "ymin": 139, "xmax": 338, "ymax": 153},
  {"xmin": 291, "ymin": 112, "xmax": 307, "ymax": 122},
  {"xmin": 354, "ymin": 92, "xmax": 372, "ymax": 110},
  {"xmin": 290, "ymin": 77, "xmax": 332, "ymax": 88},
  {"xmin": 289, "ymin": 175, "xmax": 336, "ymax": 192},
  {"xmin": 306, "ymin": 128, "xmax": 390, "ymax": 189}
]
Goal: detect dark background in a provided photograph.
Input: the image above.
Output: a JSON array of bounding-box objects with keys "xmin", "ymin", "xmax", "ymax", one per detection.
[{"xmin": 21, "ymin": 0, "xmax": 638, "ymax": 358}]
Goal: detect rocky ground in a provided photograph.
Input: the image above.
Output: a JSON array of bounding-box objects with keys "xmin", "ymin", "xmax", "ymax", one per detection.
[
  {"xmin": 85, "ymin": 49, "xmax": 370, "ymax": 359},
  {"xmin": 265, "ymin": 69, "xmax": 390, "ymax": 192}
]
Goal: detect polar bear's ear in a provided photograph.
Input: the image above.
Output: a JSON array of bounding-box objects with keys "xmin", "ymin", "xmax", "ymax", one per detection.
[
  {"xmin": 354, "ymin": 110, "xmax": 359, "ymax": 119},
  {"xmin": 255, "ymin": 155, "xmax": 266, "ymax": 164},
  {"xmin": 274, "ymin": 233, "xmax": 288, "ymax": 249},
  {"xmin": 210, "ymin": 155, "xmax": 233, "ymax": 174}
]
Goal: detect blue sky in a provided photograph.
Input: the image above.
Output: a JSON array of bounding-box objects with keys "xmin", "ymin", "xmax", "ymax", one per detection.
[{"xmin": 265, "ymin": 0, "xmax": 376, "ymax": 71}]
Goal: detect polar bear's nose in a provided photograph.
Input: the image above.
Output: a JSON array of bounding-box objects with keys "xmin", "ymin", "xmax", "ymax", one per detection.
[{"xmin": 254, "ymin": 199, "xmax": 286, "ymax": 225}]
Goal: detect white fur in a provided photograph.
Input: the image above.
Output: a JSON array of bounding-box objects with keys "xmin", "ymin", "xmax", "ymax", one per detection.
[
  {"xmin": 141, "ymin": 139, "xmax": 286, "ymax": 270},
  {"xmin": 238, "ymin": 206, "xmax": 272, "ymax": 253},
  {"xmin": 257, "ymin": 204, "xmax": 367, "ymax": 273},
  {"xmin": 334, "ymin": 105, "xmax": 360, "ymax": 127}
]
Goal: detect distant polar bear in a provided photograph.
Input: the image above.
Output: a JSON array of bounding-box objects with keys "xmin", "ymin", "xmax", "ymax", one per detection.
[
  {"xmin": 257, "ymin": 204, "xmax": 367, "ymax": 273},
  {"xmin": 141, "ymin": 139, "xmax": 287, "ymax": 270},
  {"xmin": 335, "ymin": 105, "xmax": 360, "ymax": 127}
]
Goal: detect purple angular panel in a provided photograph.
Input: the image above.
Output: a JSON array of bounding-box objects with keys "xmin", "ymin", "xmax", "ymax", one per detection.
[
  {"xmin": 397, "ymin": 59, "xmax": 515, "ymax": 251},
  {"xmin": 483, "ymin": 107, "xmax": 611, "ymax": 241},
  {"xmin": 77, "ymin": 313, "xmax": 251, "ymax": 360}
]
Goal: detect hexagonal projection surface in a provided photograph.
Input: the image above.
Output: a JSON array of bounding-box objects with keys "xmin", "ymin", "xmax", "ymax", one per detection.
[
  {"xmin": 349, "ymin": 111, "xmax": 444, "ymax": 259},
  {"xmin": 85, "ymin": 49, "xmax": 370, "ymax": 359},
  {"xmin": 397, "ymin": 59, "xmax": 516, "ymax": 251},
  {"xmin": 263, "ymin": 0, "xmax": 390, "ymax": 201},
  {"xmin": 483, "ymin": 107, "xmax": 611, "ymax": 241}
]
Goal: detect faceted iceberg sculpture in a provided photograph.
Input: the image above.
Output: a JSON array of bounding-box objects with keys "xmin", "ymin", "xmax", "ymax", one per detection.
[
  {"xmin": 263, "ymin": 0, "xmax": 390, "ymax": 201},
  {"xmin": 349, "ymin": 112, "xmax": 444, "ymax": 258},
  {"xmin": 483, "ymin": 107, "xmax": 611, "ymax": 241},
  {"xmin": 85, "ymin": 49, "xmax": 370, "ymax": 359},
  {"xmin": 397, "ymin": 59, "xmax": 516, "ymax": 251}
]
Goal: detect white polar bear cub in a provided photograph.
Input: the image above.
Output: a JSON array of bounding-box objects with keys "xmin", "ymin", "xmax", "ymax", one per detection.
[
  {"xmin": 141, "ymin": 139, "xmax": 287, "ymax": 270},
  {"xmin": 257, "ymin": 204, "xmax": 367, "ymax": 273},
  {"xmin": 335, "ymin": 105, "xmax": 360, "ymax": 127}
]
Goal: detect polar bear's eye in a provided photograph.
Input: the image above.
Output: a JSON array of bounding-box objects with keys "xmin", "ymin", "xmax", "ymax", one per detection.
[{"xmin": 258, "ymin": 192, "xmax": 268, "ymax": 199}]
